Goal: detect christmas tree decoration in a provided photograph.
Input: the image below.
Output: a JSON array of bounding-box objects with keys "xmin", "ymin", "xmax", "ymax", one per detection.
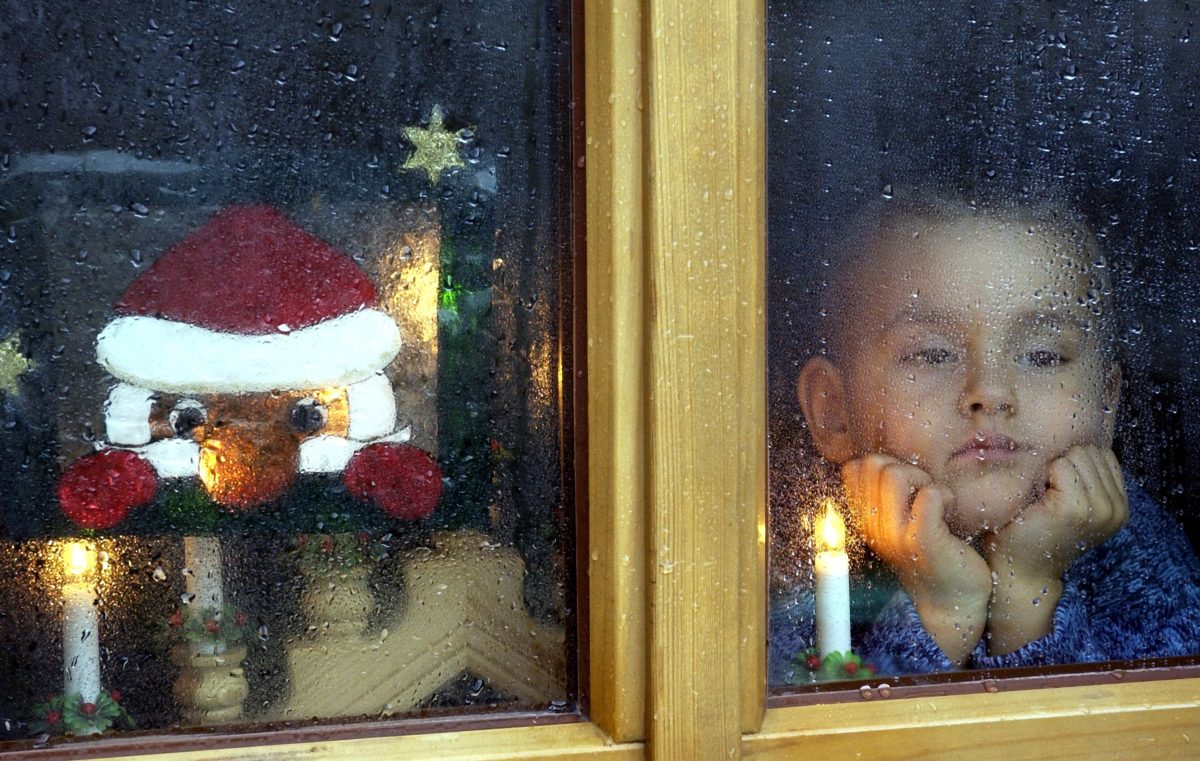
[
  {"xmin": 0, "ymin": 331, "xmax": 33, "ymax": 397},
  {"xmin": 31, "ymin": 691, "xmax": 133, "ymax": 737},
  {"xmin": 59, "ymin": 205, "xmax": 441, "ymax": 523},
  {"xmin": 401, "ymin": 105, "xmax": 468, "ymax": 185}
]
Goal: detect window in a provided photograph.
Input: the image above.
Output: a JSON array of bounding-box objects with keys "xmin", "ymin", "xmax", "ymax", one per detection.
[
  {"xmin": 1, "ymin": 1, "xmax": 1195, "ymax": 758},
  {"xmin": 768, "ymin": 1, "xmax": 1200, "ymax": 695},
  {"xmin": 0, "ymin": 0, "xmax": 578, "ymax": 749}
]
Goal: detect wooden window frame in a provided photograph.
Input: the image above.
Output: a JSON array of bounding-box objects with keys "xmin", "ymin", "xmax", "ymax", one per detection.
[{"xmin": 60, "ymin": 1, "xmax": 1200, "ymax": 759}]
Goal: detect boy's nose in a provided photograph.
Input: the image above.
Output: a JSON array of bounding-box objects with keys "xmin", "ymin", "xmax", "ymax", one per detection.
[{"xmin": 958, "ymin": 364, "xmax": 1016, "ymax": 417}]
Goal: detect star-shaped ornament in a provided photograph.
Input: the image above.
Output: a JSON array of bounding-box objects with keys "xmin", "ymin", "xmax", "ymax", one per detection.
[
  {"xmin": 401, "ymin": 105, "xmax": 468, "ymax": 185},
  {"xmin": 0, "ymin": 332, "xmax": 33, "ymax": 397}
]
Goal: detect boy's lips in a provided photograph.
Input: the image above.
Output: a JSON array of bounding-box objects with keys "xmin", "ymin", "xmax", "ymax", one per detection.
[{"xmin": 952, "ymin": 433, "xmax": 1021, "ymax": 462}]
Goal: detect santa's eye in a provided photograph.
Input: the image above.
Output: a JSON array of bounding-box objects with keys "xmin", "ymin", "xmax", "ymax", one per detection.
[
  {"xmin": 169, "ymin": 401, "xmax": 207, "ymax": 436},
  {"xmin": 289, "ymin": 398, "xmax": 328, "ymax": 433}
]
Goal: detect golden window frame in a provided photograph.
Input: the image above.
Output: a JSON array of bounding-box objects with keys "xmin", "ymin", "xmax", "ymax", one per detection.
[{"xmin": 71, "ymin": 1, "xmax": 1200, "ymax": 759}]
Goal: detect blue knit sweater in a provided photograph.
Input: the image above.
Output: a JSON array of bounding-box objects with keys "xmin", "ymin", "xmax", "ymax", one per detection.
[{"xmin": 770, "ymin": 481, "xmax": 1200, "ymax": 682}]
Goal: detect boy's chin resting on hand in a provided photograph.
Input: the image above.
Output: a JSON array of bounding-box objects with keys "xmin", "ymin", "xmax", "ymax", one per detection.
[
  {"xmin": 982, "ymin": 445, "xmax": 1129, "ymax": 656},
  {"xmin": 842, "ymin": 453, "xmax": 991, "ymax": 666}
]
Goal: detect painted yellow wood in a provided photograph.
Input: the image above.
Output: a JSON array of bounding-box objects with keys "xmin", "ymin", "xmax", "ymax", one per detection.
[
  {"xmin": 642, "ymin": 0, "xmax": 761, "ymax": 756},
  {"xmin": 734, "ymin": 0, "xmax": 768, "ymax": 737},
  {"xmin": 81, "ymin": 722, "xmax": 643, "ymax": 761},
  {"xmin": 584, "ymin": 0, "xmax": 649, "ymax": 744},
  {"xmin": 744, "ymin": 680, "xmax": 1200, "ymax": 760}
]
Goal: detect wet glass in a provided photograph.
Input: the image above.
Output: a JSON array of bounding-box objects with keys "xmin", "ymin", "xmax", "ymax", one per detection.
[
  {"xmin": 768, "ymin": 3, "xmax": 1200, "ymax": 690},
  {"xmin": 0, "ymin": 0, "xmax": 575, "ymax": 745}
]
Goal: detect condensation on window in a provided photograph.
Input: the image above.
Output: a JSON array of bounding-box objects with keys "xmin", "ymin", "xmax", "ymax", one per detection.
[
  {"xmin": 0, "ymin": 1, "xmax": 575, "ymax": 743},
  {"xmin": 767, "ymin": 3, "xmax": 1200, "ymax": 687}
]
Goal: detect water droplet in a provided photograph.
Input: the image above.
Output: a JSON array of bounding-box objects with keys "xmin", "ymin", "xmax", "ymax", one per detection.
[
  {"xmin": 858, "ymin": 685, "xmax": 875, "ymax": 700},
  {"xmin": 131, "ymin": 203, "xmax": 149, "ymax": 218},
  {"xmin": 981, "ymin": 678, "xmax": 1000, "ymax": 693},
  {"xmin": 81, "ymin": 125, "xmax": 97, "ymax": 141},
  {"xmin": 152, "ymin": 566, "xmax": 167, "ymax": 582},
  {"xmin": 877, "ymin": 683, "xmax": 892, "ymax": 698},
  {"xmin": 881, "ymin": 184, "xmax": 894, "ymax": 200}
]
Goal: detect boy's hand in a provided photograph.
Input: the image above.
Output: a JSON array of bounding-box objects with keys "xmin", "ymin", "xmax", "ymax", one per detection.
[
  {"xmin": 842, "ymin": 454, "xmax": 991, "ymax": 666},
  {"xmin": 984, "ymin": 445, "xmax": 1128, "ymax": 655}
]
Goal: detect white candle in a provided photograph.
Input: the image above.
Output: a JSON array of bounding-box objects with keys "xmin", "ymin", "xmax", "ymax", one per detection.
[
  {"xmin": 183, "ymin": 536, "xmax": 225, "ymax": 613},
  {"xmin": 813, "ymin": 499, "xmax": 851, "ymax": 658},
  {"xmin": 61, "ymin": 542, "xmax": 102, "ymax": 702},
  {"xmin": 183, "ymin": 535, "xmax": 226, "ymax": 655}
]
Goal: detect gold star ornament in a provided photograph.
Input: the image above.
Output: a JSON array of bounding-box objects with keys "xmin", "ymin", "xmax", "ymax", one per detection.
[
  {"xmin": 401, "ymin": 105, "xmax": 468, "ymax": 185},
  {"xmin": 0, "ymin": 331, "xmax": 33, "ymax": 397}
]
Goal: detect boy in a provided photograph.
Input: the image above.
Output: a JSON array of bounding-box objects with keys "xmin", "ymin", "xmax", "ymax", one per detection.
[{"xmin": 773, "ymin": 197, "xmax": 1200, "ymax": 677}]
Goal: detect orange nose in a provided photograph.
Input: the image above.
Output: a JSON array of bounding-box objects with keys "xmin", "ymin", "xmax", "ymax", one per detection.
[{"xmin": 198, "ymin": 423, "xmax": 299, "ymax": 508}]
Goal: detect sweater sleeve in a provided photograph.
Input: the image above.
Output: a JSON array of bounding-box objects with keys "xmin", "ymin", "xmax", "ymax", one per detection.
[
  {"xmin": 864, "ymin": 482, "xmax": 1200, "ymax": 674},
  {"xmin": 969, "ymin": 581, "xmax": 1099, "ymax": 669},
  {"xmin": 859, "ymin": 590, "xmax": 956, "ymax": 675}
]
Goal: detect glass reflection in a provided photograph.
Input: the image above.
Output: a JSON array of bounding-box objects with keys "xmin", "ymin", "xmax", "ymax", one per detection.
[{"xmin": 769, "ymin": 3, "xmax": 1200, "ymax": 686}]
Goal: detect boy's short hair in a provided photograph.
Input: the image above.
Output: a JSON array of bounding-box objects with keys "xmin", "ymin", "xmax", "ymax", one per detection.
[{"xmin": 818, "ymin": 190, "xmax": 1117, "ymax": 364}]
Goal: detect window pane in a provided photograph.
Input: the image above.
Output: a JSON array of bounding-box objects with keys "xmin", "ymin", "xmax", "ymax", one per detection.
[
  {"xmin": 0, "ymin": 0, "xmax": 575, "ymax": 744},
  {"xmin": 768, "ymin": 3, "xmax": 1200, "ymax": 688}
]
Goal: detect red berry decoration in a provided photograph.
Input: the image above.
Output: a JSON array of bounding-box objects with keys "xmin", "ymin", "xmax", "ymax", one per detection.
[
  {"xmin": 805, "ymin": 654, "xmax": 821, "ymax": 670},
  {"xmin": 59, "ymin": 450, "xmax": 157, "ymax": 529},
  {"xmin": 205, "ymin": 619, "xmax": 221, "ymax": 634},
  {"xmin": 80, "ymin": 702, "xmax": 97, "ymax": 717},
  {"xmin": 45, "ymin": 711, "xmax": 61, "ymax": 725},
  {"xmin": 842, "ymin": 661, "xmax": 859, "ymax": 676},
  {"xmin": 343, "ymin": 443, "xmax": 442, "ymax": 520},
  {"xmin": 109, "ymin": 690, "xmax": 122, "ymax": 703}
]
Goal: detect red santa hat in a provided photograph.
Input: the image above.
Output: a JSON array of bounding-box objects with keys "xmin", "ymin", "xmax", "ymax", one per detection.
[{"xmin": 96, "ymin": 205, "xmax": 401, "ymax": 394}]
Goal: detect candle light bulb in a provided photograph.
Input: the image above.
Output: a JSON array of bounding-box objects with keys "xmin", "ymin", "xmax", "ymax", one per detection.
[
  {"xmin": 817, "ymin": 498, "xmax": 845, "ymax": 553},
  {"xmin": 63, "ymin": 541, "xmax": 95, "ymax": 578}
]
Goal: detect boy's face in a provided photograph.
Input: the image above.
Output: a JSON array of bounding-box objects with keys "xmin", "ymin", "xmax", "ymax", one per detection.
[{"xmin": 835, "ymin": 216, "xmax": 1116, "ymax": 538}]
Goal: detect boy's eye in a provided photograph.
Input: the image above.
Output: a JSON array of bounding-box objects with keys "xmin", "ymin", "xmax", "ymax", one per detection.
[
  {"xmin": 1018, "ymin": 349, "xmax": 1065, "ymax": 368},
  {"xmin": 902, "ymin": 347, "xmax": 957, "ymax": 365}
]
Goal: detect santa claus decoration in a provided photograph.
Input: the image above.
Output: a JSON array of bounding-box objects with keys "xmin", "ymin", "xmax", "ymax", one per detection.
[{"xmin": 58, "ymin": 205, "xmax": 442, "ymax": 529}]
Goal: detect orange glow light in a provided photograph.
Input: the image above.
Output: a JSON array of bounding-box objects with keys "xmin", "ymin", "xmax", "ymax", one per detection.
[
  {"xmin": 62, "ymin": 541, "xmax": 96, "ymax": 578},
  {"xmin": 816, "ymin": 498, "xmax": 846, "ymax": 553}
]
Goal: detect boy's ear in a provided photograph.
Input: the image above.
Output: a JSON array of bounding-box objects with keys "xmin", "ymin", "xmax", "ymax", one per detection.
[{"xmin": 797, "ymin": 356, "xmax": 855, "ymax": 464}]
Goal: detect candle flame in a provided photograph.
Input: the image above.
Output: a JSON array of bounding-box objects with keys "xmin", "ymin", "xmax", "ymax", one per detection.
[
  {"xmin": 63, "ymin": 541, "xmax": 96, "ymax": 578},
  {"xmin": 816, "ymin": 498, "xmax": 846, "ymax": 552}
]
